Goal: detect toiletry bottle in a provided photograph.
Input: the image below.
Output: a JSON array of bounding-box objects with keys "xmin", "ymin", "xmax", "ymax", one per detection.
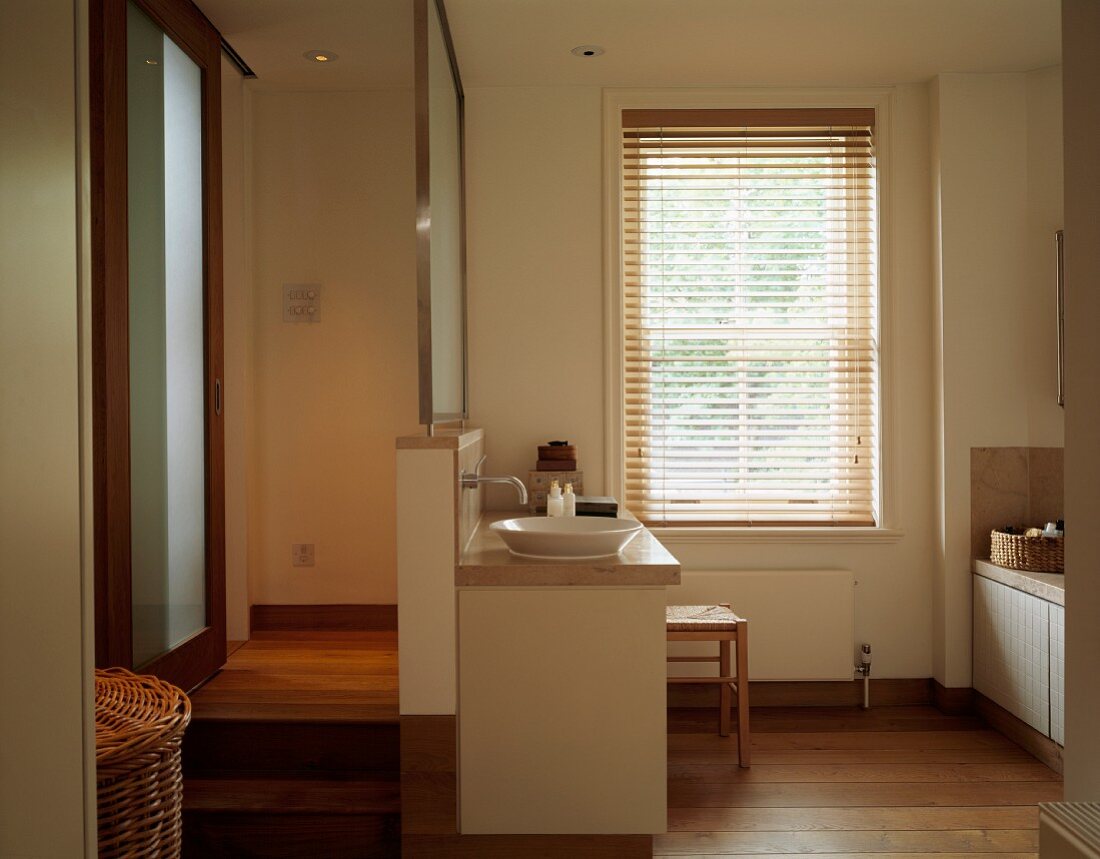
[
  {"xmin": 547, "ymin": 480, "xmax": 564, "ymax": 517},
  {"xmin": 563, "ymin": 482, "xmax": 576, "ymax": 517}
]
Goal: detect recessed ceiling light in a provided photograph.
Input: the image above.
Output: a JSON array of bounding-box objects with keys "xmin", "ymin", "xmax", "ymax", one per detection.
[
  {"xmin": 304, "ymin": 50, "xmax": 338, "ymax": 63},
  {"xmin": 571, "ymin": 45, "xmax": 604, "ymax": 57},
  {"xmin": 145, "ymin": 58, "xmax": 158, "ymax": 65}
]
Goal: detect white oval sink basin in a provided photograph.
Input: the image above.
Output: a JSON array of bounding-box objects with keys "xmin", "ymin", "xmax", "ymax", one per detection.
[{"xmin": 489, "ymin": 517, "xmax": 644, "ymax": 560}]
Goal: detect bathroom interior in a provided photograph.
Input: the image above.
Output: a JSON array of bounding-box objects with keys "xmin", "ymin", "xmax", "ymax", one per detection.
[{"xmin": 7, "ymin": 0, "xmax": 1100, "ymax": 857}]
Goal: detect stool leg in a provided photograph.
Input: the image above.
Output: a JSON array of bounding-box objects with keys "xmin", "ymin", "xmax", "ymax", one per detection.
[
  {"xmin": 736, "ymin": 621, "xmax": 750, "ymax": 767},
  {"xmin": 719, "ymin": 639, "xmax": 731, "ymax": 737}
]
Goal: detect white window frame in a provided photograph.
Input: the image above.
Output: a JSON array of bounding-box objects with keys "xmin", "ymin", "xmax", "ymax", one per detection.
[{"xmin": 602, "ymin": 87, "xmax": 902, "ymax": 544}]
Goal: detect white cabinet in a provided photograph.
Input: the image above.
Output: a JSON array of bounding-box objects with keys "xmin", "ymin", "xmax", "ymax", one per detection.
[
  {"xmin": 973, "ymin": 574, "xmax": 1063, "ymax": 743},
  {"xmin": 457, "ymin": 587, "xmax": 668, "ymax": 834}
]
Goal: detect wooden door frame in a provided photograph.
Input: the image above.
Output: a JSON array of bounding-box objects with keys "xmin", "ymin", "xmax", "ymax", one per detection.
[{"xmin": 91, "ymin": 0, "xmax": 226, "ymax": 692}]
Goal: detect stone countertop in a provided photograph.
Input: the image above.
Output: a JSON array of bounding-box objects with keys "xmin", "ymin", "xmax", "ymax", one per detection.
[
  {"xmin": 457, "ymin": 511, "xmax": 682, "ymax": 587},
  {"xmin": 973, "ymin": 559, "xmax": 1065, "ymax": 606}
]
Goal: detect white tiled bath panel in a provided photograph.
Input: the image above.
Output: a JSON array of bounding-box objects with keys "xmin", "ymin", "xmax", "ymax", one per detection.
[
  {"xmin": 973, "ymin": 575, "xmax": 1050, "ymax": 735},
  {"xmin": 1049, "ymin": 602, "xmax": 1065, "ymax": 745}
]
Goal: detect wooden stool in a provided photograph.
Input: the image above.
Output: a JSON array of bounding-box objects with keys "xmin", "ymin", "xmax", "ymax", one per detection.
[{"xmin": 666, "ymin": 604, "xmax": 750, "ymax": 767}]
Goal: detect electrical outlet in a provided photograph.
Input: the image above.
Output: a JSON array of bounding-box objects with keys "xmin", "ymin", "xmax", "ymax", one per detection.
[{"xmin": 292, "ymin": 543, "xmax": 315, "ymax": 567}]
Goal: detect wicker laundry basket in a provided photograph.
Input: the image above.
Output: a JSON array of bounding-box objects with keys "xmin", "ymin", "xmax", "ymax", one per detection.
[
  {"xmin": 95, "ymin": 668, "xmax": 192, "ymax": 858},
  {"xmin": 990, "ymin": 528, "xmax": 1064, "ymax": 574}
]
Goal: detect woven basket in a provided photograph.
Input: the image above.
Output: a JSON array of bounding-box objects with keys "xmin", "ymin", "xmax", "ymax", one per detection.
[
  {"xmin": 95, "ymin": 668, "xmax": 191, "ymax": 858},
  {"xmin": 990, "ymin": 528, "xmax": 1064, "ymax": 574}
]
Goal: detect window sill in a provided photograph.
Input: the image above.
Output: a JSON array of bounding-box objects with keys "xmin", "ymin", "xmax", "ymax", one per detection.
[{"xmin": 650, "ymin": 527, "xmax": 905, "ymax": 545}]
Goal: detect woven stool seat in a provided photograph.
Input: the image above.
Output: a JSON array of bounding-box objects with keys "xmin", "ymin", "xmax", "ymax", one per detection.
[
  {"xmin": 666, "ymin": 604, "xmax": 743, "ymax": 631},
  {"xmin": 96, "ymin": 668, "xmax": 191, "ymax": 858}
]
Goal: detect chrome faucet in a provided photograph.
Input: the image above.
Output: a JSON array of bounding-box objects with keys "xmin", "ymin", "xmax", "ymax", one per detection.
[{"xmin": 460, "ymin": 455, "xmax": 528, "ymax": 505}]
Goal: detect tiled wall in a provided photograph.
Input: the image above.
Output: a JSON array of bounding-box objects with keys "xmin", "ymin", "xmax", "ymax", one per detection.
[
  {"xmin": 973, "ymin": 574, "xmax": 1051, "ymax": 734},
  {"xmin": 971, "ymin": 447, "xmax": 1064, "ymax": 560}
]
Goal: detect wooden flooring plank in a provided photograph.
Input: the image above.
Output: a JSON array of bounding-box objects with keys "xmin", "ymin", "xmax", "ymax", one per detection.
[
  {"xmin": 653, "ymin": 853, "xmax": 1038, "ymax": 859},
  {"xmin": 654, "ymin": 829, "xmax": 1039, "ymax": 854},
  {"xmin": 670, "ymin": 749, "xmax": 1035, "ymax": 766},
  {"xmin": 193, "ymin": 688, "xmax": 399, "ymax": 705},
  {"xmin": 200, "ymin": 671, "xmax": 399, "ymax": 692},
  {"xmin": 669, "ymin": 709, "xmax": 984, "ymax": 734},
  {"xmin": 668, "ymin": 762, "xmax": 1061, "ymax": 784},
  {"xmin": 668, "ymin": 730, "xmax": 1017, "ymax": 752},
  {"xmin": 668, "ymin": 780, "xmax": 1063, "ymax": 808},
  {"xmin": 666, "ymin": 807, "xmax": 1041, "ymax": 833}
]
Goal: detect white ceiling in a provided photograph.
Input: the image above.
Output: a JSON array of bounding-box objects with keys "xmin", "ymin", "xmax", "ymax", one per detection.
[
  {"xmin": 198, "ymin": 0, "xmax": 414, "ymax": 88},
  {"xmin": 197, "ymin": 0, "xmax": 1060, "ymax": 89}
]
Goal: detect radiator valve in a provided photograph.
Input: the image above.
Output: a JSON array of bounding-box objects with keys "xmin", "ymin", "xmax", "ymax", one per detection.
[
  {"xmin": 856, "ymin": 643, "xmax": 872, "ymax": 710},
  {"xmin": 856, "ymin": 643, "xmax": 872, "ymax": 677}
]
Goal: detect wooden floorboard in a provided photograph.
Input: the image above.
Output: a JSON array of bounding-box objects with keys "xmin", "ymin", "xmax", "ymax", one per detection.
[
  {"xmin": 189, "ymin": 630, "xmax": 399, "ymax": 723},
  {"xmin": 654, "ymin": 829, "xmax": 1039, "ymax": 854},
  {"xmin": 193, "ymin": 635, "xmax": 1060, "ymax": 859},
  {"xmin": 668, "ymin": 703, "xmax": 1060, "ymax": 859}
]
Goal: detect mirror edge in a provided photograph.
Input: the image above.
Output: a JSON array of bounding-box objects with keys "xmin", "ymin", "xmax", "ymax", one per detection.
[{"xmin": 414, "ymin": 0, "xmax": 469, "ymax": 429}]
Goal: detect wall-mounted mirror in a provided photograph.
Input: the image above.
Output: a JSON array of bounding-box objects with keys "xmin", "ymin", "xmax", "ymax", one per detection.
[{"xmin": 415, "ymin": 0, "xmax": 467, "ymax": 427}]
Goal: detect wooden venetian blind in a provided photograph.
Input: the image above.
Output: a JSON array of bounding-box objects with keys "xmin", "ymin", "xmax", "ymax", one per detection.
[{"xmin": 621, "ymin": 108, "xmax": 879, "ymax": 526}]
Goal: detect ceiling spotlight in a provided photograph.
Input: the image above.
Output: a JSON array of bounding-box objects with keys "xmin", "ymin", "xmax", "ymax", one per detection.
[
  {"xmin": 145, "ymin": 58, "xmax": 158, "ymax": 65},
  {"xmin": 304, "ymin": 50, "xmax": 338, "ymax": 63},
  {"xmin": 571, "ymin": 45, "xmax": 605, "ymax": 57}
]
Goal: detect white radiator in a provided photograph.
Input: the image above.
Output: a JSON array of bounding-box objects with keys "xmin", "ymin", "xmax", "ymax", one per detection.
[{"xmin": 666, "ymin": 570, "xmax": 855, "ymax": 681}]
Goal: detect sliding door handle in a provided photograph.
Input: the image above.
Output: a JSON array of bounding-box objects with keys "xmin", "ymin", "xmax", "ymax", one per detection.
[{"xmin": 215, "ymin": 378, "xmax": 222, "ymax": 416}]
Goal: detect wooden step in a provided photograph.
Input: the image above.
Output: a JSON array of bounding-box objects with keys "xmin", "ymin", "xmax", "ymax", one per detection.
[
  {"xmin": 184, "ymin": 814, "xmax": 398, "ymax": 859},
  {"xmin": 184, "ymin": 777, "xmax": 399, "ymax": 815},
  {"xmin": 183, "ymin": 718, "xmax": 399, "ymax": 777},
  {"xmin": 182, "ymin": 777, "xmax": 400, "ymax": 858}
]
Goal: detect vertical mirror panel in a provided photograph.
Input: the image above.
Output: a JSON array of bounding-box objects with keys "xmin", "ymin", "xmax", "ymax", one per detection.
[
  {"xmin": 127, "ymin": 1, "xmax": 207, "ymax": 666},
  {"xmin": 427, "ymin": 0, "xmax": 466, "ymax": 418}
]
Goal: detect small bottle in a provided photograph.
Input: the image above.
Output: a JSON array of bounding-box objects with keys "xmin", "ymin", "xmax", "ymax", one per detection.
[
  {"xmin": 563, "ymin": 482, "xmax": 576, "ymax": 517},
  {"xmin": 547, "ymin": 480, "xmax": 564, "ymax": 517}
]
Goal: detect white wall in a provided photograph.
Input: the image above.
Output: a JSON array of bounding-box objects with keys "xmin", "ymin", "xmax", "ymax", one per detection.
[
  {"xmin": 1025, "ymin": 66, "xmax": 1065, "ymax": 445},
  {"xmin": 0, "ymin": 0, "xmax": 93, "ymax": 853},
  {"xmin": 1061, "ymin": 0, "xmax": 1100, "ymax": 801},
  {"xmin": 222, "ymin": 56, "xmax": 251, "ymax": 639},
  {"xmin": 467, "ymin": 84, "xmax": 938, "ymax": 678},
  {"xmin": 466, "ymin": 87, "xmax": 608, "ymax": 504},
  {"xmin": 930, "ymin": 71, "xmax": 1064, "ymax": 687},
  {"xmin": 248, "ymin": 90, "xmax": 419, "ymax": 605}
]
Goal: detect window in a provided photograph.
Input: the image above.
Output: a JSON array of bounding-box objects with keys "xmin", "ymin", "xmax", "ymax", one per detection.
[{"xmin": 621, "ymin": 108, "xmax": 879, "ymax": 526}]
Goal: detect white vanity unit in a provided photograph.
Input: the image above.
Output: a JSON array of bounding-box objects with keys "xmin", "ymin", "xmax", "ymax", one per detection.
[
  {"xmin": 397, "ymin": 432, "xmax": 681, "ymax": 854},
  {"xmin": 973, "ymin": 560, "xmax": 1065, "ymax": 744},
  {"xmin": 456, "ymin": 513, "xmax": 681, "ymax": 836}
]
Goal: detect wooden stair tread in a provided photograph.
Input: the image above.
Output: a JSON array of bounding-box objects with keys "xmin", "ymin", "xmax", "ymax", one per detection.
[
  {"xmin": 184, "ymin": 777, "xmax": 400, "ymax": 815},
  {"xmin": 190, "ymin": 702, "xmax": 399, "ymax": 723}
]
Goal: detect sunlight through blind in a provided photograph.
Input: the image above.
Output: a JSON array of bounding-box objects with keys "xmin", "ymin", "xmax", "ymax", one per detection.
[{"xmin": 621, "ymin": 108, "xmax": 879, "ymax": 526}]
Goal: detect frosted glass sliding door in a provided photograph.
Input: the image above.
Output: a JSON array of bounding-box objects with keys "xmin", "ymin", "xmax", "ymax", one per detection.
[{"xmin": 127, "ymin": 0, "xmax": 206, "ymax": 666}]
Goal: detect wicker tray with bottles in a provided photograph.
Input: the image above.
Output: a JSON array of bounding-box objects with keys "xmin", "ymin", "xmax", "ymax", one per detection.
[{"xmin": 990, "ymin": 528, "xmax": 1064, "ymax": 574}]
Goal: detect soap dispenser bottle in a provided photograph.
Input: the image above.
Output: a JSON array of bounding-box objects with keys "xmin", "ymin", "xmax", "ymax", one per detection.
[
  {"xmin": 563, "ymin": 482, "xmax": 576, "ymax": 517},
  {"xmin": 547, "ymin": 480, "xmax": 564, "ymax": 517}
]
